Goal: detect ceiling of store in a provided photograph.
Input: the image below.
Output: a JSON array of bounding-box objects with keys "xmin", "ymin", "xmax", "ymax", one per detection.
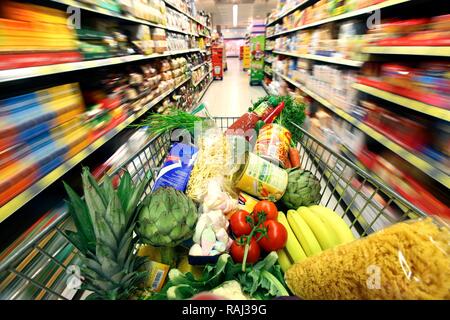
[{"xmin": 195, "ymin": 0, "xmax": 277, "ymax": 29}]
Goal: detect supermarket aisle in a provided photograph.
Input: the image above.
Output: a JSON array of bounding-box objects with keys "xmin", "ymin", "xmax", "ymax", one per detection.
[{"xmin": 201, "ymin": 58, "xmax": 265, "ymax": 116}]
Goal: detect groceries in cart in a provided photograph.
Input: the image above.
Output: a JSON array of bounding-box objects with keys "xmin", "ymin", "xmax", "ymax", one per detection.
[{"xmin": 61, "ymin": 95, "xmax": 450, "ymax": 300}]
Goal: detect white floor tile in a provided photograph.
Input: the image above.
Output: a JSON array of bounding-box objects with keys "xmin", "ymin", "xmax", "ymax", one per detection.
[{"xmin": 200, "ymin": 58, "xmax": 266, "ymax": 117}]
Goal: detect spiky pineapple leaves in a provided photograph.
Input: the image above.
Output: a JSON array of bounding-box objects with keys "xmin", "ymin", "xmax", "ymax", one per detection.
[{"xmin": 63, "ymin": 167, "xmax": 152, "ymax": 300}]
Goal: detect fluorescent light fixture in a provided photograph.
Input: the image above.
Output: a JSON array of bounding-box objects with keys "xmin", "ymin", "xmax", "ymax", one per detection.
[{"xmin": 233, "ymin": 4, "xmax": 238, "ymax": 27}]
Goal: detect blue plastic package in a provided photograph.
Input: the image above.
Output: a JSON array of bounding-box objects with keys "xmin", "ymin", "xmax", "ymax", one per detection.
[{"xmin": 152, "ymin": 143, "xmax": 198, "ymax": 192}]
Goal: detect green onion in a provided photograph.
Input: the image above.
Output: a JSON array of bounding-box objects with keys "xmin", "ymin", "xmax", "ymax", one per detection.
[{"xmin": 135, "ymin": 108, "xmax": 208, "ymax": 136}]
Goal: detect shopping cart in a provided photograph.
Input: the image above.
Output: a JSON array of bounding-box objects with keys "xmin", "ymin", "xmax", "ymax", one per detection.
[{"xmin": 0, "ymin": 117, "xmax": 428, "ymax": 300}]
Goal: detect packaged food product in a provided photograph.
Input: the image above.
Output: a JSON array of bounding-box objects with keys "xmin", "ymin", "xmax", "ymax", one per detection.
[
  {"xmin": 152, "ymin": 143, "xmax": 198, "ymax": 192},
  {"xmin": 233, "ymin": 152, "xmax": 288, "ymax": 201},
  {"xmin": 285, "ymin": 218, "xmax": 450, "ymax": 300},
  {"xmin": 254, "ymin": 123, "xmax": 292, "ymax": 168},
  {"xmin": 237, "ymin": 192, "xmax": 259, "ymax": 212}
]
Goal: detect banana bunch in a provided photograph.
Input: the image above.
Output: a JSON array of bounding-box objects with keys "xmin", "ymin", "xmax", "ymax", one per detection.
[{"xmin": 276, "ymin": 205, "xmax": 356, "ymax": 272}]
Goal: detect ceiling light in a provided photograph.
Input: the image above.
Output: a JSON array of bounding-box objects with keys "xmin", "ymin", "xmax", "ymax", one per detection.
[{"xmin": 233, "ymin": 4, "xmax": 238, "ymax": 27}]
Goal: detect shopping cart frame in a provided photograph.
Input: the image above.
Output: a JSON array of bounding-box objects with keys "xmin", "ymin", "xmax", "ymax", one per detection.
[{"xmin": 0, "ymin": 117, "xmax": 428, "ymax": 300}]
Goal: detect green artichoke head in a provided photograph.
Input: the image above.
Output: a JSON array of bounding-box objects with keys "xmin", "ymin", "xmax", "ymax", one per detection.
[
  {"xmin": 281, "ymin": 169, "xmax": 321, "ymax": 210},
  {"xmin": 136, "ymin": 187, "xmax": 198, "ymax": 247}
]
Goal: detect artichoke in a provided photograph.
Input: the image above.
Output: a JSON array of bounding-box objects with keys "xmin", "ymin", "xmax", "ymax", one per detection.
[
  {"xmin": 281, "ymin": 169, "xmax": 321, "ymax": 209},
  {"xmin": 137, "ymin": 187, "xmax": 198, "ymax": 247}
]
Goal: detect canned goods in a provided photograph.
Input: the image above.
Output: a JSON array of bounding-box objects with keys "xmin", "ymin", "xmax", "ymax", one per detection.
[
  {"xmin": 254, "ymin": 123, "xmax": 292, "ymax": 168},
  {"xmin": 233, "ymin": 152, "xmax": 288, "ymax": 201},
  {"xmin": 238, "ymin": 192, "xmax": 260, "ymax": 212}
]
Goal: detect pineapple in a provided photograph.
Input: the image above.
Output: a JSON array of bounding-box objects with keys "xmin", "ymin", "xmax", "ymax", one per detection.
[{"xmin": 64, "ymin": 168, "xmax": 151, "ymax": 300}]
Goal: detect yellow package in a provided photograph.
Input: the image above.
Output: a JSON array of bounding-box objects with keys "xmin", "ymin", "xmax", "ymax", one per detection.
[{"xmin": 238, "ymin": 192, "xmax": 260, "ymax": 213}]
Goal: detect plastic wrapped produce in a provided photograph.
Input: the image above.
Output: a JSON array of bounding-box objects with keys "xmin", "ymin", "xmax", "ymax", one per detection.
[{"xmin": 285, "ymin": 218, "xmax": 450, "ymax": 300}]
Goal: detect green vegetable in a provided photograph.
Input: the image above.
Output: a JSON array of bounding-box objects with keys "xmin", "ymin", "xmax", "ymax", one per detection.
[
  {"xmin": 136, "ymin": 187, "xmax": 198, "ymax": 266},
  {"xmin": 281, "ymin": 169, "xmax": 321, "ymax": 209},
  {"xmin": 136, "ymin": 108, "xmax": 209, "ymax": 137},
  {"xmin": 249, "ymin": 95, "xmax": 306, "ymax": 144},
  {"xmin": 150, "ymin": 252, "xmax": 290, "ymax": 300}
]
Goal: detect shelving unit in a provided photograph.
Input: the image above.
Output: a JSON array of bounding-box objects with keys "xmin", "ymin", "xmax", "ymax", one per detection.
[
  {"xmin": 267, "ymin": 0, "xmax": 412, "ymax": 39},
  {"xmin": 193, "ymin": 68, "xmax": 211, "ymax": 87},
  {"xmin": 194, "ymin": 78, "xmax": 213, "ymax": 107},
  {"xmin": 163, "ymin": 0, "xmax": 211, "ymax": 31},
  {"xmin": 0, "ymin": 49, "xmax": 201, "ymax": 83},
  {"xmin": 273, "ymin": 71, "xmax": 450, "ymax": 189},
  {"xmin": 0, "ymin": 77, "xmax": 192, "ymax": 222},
  {"xmin": 266, "ymin": 0, "xmax": 311, "ymax": 26},
  {"xmin": 273, "ymin": 50, "xmax": 363, "ymax": 67},
  {"xmin": 191, "ymin": 60, "xmax": 210, "ymax": 71},
  {"xmin": 47, "ymin": 0, "xmax": 209, "ymax": 37},
  {"xmin": 353, "ymin": 83, "xmax": 450, "ymax": 122},
  {"xmin": 362, "ymin": 46, "xmax": 450, "ymax": 57},
  {"xmin": 0, "ymin": 0, "xmax": 217, "ymax": 232}
]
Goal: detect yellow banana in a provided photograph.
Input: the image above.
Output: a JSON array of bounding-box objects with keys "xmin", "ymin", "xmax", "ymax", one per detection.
[
  {"xmin": 308, "ymin": 205, "xmax": 355, "ymax": 244},
  {"xmin": 277, "ymin": 211, "xmax": 307, "ymax": 262},
  {"xmin": 277, "ymin": 249, "xmax": 293, "ymax": 273},
  {"xmin": 297, "ymin": 206, "xmax": 337, "ymax": 250},
  {"xmin": 287, "ymin": 209, "xmax": 322, "ymax": 257}
]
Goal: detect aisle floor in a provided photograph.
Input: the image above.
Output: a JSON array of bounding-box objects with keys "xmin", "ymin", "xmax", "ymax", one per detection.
[{"xmin": 201, "ymin": 58, "xmax": 265, "ymax": 117}]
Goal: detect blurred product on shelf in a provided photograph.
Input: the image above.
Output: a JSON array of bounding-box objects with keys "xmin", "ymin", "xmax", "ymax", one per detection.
[
  {"xmin": 0, "ymin": 52, "xmax": 195, "ymax": 208},
  {"xmin": 0, "ymin": 1, "xmax": 82, "ymax": 69},
  {"xmin": 267, "ymin": 0, "xmax": 396, "ymax": 33},
  {"xmin": 166, "ymin": 7, "xmax": 191, "ymax": 33},
  {"xmin": 0, "ymin": 84, "xmax": 87, "ymax": 206},
  {"xmin": 152, "ymin": 28, "xmax": 168, "ymax": 53},
  {"xmin": 358, "ymin": 61, "xmax": 450, "ymax": 110},
  {"xmin": 366, "ymin": 14, "xmax": 450, "ymax": 47},
  {"xmin": 165, "ymin": 0, "xmax": 211, "ymax": 28},
  {"xmin": 119, "ymin": 0, "xmax": 167, "ymax": 24},
  {"xmin": 77, "ymin": 26, "xmax": 134, "ymax": 60},
  {"xmin": 273, "ymin": 20, "xmax": 368, "ymax": 61}
]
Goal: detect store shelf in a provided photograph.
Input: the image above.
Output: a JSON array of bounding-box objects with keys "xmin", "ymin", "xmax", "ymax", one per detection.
[
  {"xmin": 267, "ymin": 0, "xmax": 412, "ymax": 38},
  {"xmin": 0, "ymin": 49, "xmax": 201, "ymax": 84},
  {"xmin": 353, "ymin": 83, "xmax": 450, "ymax": 122},
  {"xmin": 274, "ymin": 71, "xmax": 450, "ymax": 188},
  {"xmin": 194, "ymin": 78, "xmax": 213, "ymax": 106},
  {"xmin": 273, "ymin": 51, "xmax": 363, "ymax": 67},
  {"xmin": 191, "ymin": 61, "xmax": 210, "ymax": 71},
  {"xmin": 362, "ymin": 46, "xmax": 450, "ymax": 57},
  {"xmin": 264, "ymin": 70, "xmax": 273, "ymax": 77},
  {"xmin": 0, "ymin": 77, "xmax": 192, "ymax": 223},
  {"xmin": 262, "ymin": 82, "xmax": 276, "ymax": 95},
  {"xmin": 193, "ymin": 70, "xmax": 211, "ymax": 87},
  {"xmin": 266, "ymin": 0, "xmax": 311, "ymax": 26},
  {"xmin": 163, "ymin": 0, "xmax": 211, "ymax": 31},
  {"xmin": 48, "ymin": 0, "xmax": 198, "ymax": 36}
]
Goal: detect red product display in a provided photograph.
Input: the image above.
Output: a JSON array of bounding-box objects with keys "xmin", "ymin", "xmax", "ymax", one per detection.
[
  {"xmin": 211, "ymin": 46, "xmax": 223, "ymax": 80},
  {"xmin": 225, "ymin": 112, "xmax": 260, "ymax": 135},
  {"xmin": 357, "ymin": 149, "xmax": 450, "ymax": 219},
  {"xmin": 361, "ymin": 101, "xmax": 429, "ymax": 151},
  {"xmin": 357, "ymin": 76, "xmax": 450, "ymax": 110},
  {"xmin": 0, "ymin": 51, "xmax": 83, "ymax": 70}
]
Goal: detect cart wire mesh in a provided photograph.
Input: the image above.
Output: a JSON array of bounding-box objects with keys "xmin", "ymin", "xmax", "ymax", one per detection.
[{"xmin": 0, "ymin": 117, "xmax": 428, "ymax": 300}]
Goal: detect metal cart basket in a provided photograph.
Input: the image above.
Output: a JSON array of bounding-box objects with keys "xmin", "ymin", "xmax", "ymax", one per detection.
[{"xmin": 0, "ymin": 117, "xmax": 428, "ymax": 300}]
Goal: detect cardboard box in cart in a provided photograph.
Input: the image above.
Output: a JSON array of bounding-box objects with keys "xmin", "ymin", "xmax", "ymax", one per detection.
[{"xmin": 212, "ymin": 46, "xmax": 223, "ymax": 80}]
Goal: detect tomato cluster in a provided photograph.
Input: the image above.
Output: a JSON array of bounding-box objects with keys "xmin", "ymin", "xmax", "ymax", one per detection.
[{"xmin": 229, "ymin": 200, "xmax": 287, "ymax": 264}]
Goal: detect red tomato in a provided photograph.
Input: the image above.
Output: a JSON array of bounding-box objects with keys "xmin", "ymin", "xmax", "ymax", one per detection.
[
  {"xmin": 230, "ymin": 210, "xmax": 253, "ymax": 236},
  {"xmin": 230, "ymin": 237, "xmax": 260, "ymax": 264},
  {"xmin": 257, "ymin": 220, "xmax": 287, "ymax": 252},
  {"xmin": 252, "ymin": 200, "xmax": 278, "ymax": 222}
]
